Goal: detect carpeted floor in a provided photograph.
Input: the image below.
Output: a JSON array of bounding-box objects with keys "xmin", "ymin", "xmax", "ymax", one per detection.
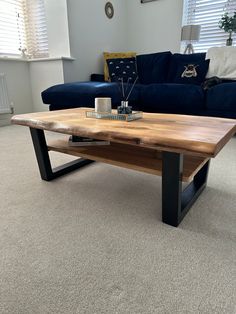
[{"xmin": 0, "ymin": 125, "xmax": 236, "ymax": 314}]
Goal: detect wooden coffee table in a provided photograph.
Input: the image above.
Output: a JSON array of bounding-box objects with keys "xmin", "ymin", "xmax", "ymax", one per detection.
[{"xmin": 11, "ymin": 108, "xmax": 236, "ymax": 227}]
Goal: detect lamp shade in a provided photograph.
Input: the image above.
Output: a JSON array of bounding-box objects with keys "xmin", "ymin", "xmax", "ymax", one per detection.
[{"xmin": 181, "ymin": 25, "xmax": 201, "ymax": 42}]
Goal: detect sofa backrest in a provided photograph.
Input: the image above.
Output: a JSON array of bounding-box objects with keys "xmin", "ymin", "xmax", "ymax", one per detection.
[
  {"xmin": 136, "ymin": 52, "xmax": 207, "ymax": 85},
  {"xmin": 136, "ymin": 51, "xmax": 172, "ymax": 85},
  {"xmin": 91, "ymin": 52, "xmax": 208, "ymax": 85}
]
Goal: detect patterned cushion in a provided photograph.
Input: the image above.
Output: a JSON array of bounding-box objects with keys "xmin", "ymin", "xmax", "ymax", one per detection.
[
  {"xmin": 168, "ymin": 53, "xmax": 207, "ymax": 84},
  {"xmin": 172, "ymin": 59, "xmax": 210, "ymax": 85},
  {"xmin": 103, "ymin": 51, "xmax": 136, "ymax": 81},
  {"xmin": 106, "ymin": 57, "xmax": 138, "ymax": 83}
]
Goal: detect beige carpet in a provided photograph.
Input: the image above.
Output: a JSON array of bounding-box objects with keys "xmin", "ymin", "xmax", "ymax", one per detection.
[{"xmin": 0, "ymin": 125, "xmax": 236, "ymax": 314}]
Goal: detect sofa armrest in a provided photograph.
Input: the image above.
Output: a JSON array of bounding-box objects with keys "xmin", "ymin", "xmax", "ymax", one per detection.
[{"xmin": 90, "ymin": 74, "xmax": 105, "ymax": 82}]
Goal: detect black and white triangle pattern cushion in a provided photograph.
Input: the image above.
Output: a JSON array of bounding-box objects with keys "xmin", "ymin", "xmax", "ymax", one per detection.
[{"xmin": 106, "ymin": 57, "xmax": 138, "ymax": 83}]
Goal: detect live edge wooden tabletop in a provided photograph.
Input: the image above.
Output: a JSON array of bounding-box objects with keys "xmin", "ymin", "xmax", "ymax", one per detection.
[{"xmin": 11, "ymin": 108, "xmax": 236, "ymax": 158}]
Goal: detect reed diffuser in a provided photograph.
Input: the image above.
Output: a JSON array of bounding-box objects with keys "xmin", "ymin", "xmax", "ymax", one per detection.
[{"xmin": 116, "ymin": 76, "xmax": 138, "ymax": 114}]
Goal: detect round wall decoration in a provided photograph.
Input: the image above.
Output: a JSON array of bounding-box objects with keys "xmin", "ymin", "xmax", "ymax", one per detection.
[{"xmin": 105, "ymin": 2, "xmax": 114, "ymax": 19}]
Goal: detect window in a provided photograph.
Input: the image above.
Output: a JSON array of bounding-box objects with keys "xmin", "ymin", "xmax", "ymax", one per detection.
[
  {"xmin": 0, "ymin": 0, "xmax": 49, "ymax": 58},
  {"xmin": 183, "ymin": 0, "xmax": 236, "ymax": 52}
]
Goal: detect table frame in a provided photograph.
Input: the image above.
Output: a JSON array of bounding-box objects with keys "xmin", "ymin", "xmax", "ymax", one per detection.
[{"xmin": 30, "ymin": 127, "xmax": 210, "ymax": 227}]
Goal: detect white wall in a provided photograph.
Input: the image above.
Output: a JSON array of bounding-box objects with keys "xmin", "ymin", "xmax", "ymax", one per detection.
[
  {"xmin": 29, "ymin": 60, "xmax": 65, "ymax": 112},
  {"xmin": 65, "ymin": 0, "xmax": 184, "ymax": 81},
  {"xmin": 126, "ymin": 0, "xmax": 184, "ymax": 54},
  {"xmin": 44, "ymin": 0, "xmax": 71, "ymax": 58},
  {"xmin": 0, "ymin": 60, "xmax": 33, "ymax": 116},
  {"xmin": 66, "ymin": 0, "xmax": 128, "ymax": 81}
]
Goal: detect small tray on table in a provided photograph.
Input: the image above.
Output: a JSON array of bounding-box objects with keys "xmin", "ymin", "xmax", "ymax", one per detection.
[{"xmin": 85, "ymin": 110, "xmax": 143, "ymax": 122}]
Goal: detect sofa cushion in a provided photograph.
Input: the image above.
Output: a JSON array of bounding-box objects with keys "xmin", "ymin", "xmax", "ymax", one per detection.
[
  {"xmin": 206, "ymin": 82, "xmax": 236, "ymax": 112},
  {"xmin": 168, "ymin": 53, "xmax": 207, "ymax": 84},
  {"xmin": 42, "ymin": 81, "xmax": 141, "ymax": 110},
  {"xmin": 103, "ymin": 52, "xmax": 136, "ymax": 81},
  {"xmin": 172, "ymin": 59, "xmax": 210, "ymax": 85},
  {"xmin": 139, "ymin": 83, "xmax": 205, "ymax": 113},
  {"xmin": 106, "ymin": 57, "xmax": 138, "ymax": 83},
  {"xmin": 136, "ymin": 51, "xmax": 172, "ymax": 84}
]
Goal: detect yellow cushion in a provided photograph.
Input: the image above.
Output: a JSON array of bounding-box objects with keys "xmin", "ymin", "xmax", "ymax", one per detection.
[{"xmin": 103, "ymin": 52, "xmax": 136, "ymax": 81}]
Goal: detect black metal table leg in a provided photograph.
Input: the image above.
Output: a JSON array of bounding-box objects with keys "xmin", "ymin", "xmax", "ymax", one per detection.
[
  {"xmin": 30, "ymin": 128, "xmax": 94, "ymax": 181},
  {"xmin": 162, "ymin": 152, "xmax": 183, "ymax": 227},
  {"xmin": 162, "ymin": 151, "xmax": 210, "ymax": 227}
]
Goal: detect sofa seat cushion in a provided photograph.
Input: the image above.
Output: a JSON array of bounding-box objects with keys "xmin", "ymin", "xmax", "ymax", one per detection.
[
  {"xmin": 42, "ymin": 81, "xmax": 141, "ymax": 110},
  {"xmin": 139, "ymin": 83, "xmax": 205, "ymax": 113},
  {"xmin": 136, "ymin": 51, "xmax": 172, "ymax": 84},
  {"xmin": 206, "ymin": 83, "xmax": 236, "ymax": 112}
]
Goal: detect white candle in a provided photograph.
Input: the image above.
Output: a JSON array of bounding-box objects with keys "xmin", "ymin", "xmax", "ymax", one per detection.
[{"xmin": 95, "ymin": 98, "xmax": 112, "ymax": 113}]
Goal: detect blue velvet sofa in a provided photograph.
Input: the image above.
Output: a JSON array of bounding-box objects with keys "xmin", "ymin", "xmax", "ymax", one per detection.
[{"xmin": 42, "ymin": 52, "xmax": 236, "ymax": 119}]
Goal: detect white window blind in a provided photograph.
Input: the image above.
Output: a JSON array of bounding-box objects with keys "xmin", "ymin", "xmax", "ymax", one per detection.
[
  {"xmin": 0, "ymin": 0, "xmax": 49, "ymax": 58},
  {"xmin": 0, "ymin": 0, "xmax": 26, "ymax": 56},
  {"xmin": 183, "ymin": 0, "xmax": 236, "ymax": 52},
  {"xmin": 24, "ymin": 0, "xmax": 49, "ymax": 58}
]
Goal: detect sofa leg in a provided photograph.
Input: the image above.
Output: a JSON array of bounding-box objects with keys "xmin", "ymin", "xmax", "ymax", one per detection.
[{"xmin": 30, "ymin": 128, "xmax": 94, "ymax": 181}]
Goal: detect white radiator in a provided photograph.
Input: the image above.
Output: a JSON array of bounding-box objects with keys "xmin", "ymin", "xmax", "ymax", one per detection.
[{"xmin": 0, "ymin": 73, "xmax": 13, "ymax": 114}]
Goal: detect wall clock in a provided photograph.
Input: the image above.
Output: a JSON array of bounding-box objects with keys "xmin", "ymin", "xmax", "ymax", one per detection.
[{"xmin": 105, "ymin": 2, "xmax": 114, "ymax": 19}]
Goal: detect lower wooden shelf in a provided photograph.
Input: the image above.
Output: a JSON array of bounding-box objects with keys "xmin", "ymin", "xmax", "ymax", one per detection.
[{"xmin": 47, "ymin": 139, "xmax": 209, "ymax": 182}]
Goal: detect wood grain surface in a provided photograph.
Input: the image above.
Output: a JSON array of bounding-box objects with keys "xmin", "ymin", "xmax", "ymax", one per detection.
[
  {"xmin": 48, "ymin": 139, "xmax": 209, "ymax": 182},
  {"xmin": 11, "ymin": 108, "xmax": 236, "ymax": 157}
]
